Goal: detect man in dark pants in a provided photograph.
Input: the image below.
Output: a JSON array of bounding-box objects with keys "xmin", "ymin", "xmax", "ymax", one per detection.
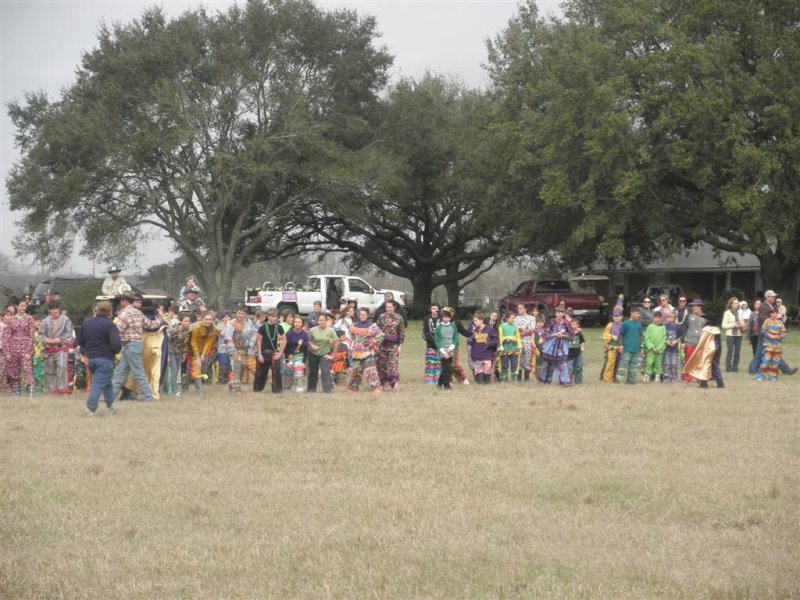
[
  {"xmin": 78, "ymin": 301, "xmax": 122, "ymax": 415},
  {"xmin": 307, "ymin": 313, "xmax": 339, "ymax": 393},
  {"xmin": 748, "ymin": 290, "xmax": 798, "ymax": 375}
]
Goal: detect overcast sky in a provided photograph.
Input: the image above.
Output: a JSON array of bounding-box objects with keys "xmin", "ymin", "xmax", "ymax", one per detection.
[{"xmin": 1, "ymin": 0, "xmax": 562, "ymax": 276}]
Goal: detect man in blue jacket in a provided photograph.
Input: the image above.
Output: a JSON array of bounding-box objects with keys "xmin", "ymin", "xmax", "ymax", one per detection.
[{"xmin": 78, "ymin": 301, "xmax": 122, "ymax": 415}]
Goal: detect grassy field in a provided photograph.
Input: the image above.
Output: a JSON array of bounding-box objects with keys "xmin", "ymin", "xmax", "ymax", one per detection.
[{"xmin": 1, "ymin": 324, "xmax": 798, "ymax": 599}]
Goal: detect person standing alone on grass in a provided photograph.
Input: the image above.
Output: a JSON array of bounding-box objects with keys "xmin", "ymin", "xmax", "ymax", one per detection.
[
  {"xmin": 78, "ymin": 301, "xmax": 122, "ymax": 415},
  {"xmin": 616, "ymin": 307, "xmax": 642, "ymax": 385},
  {"xmin": 307, "ymin": 313, "xmax": 339, "ymax": 394}
]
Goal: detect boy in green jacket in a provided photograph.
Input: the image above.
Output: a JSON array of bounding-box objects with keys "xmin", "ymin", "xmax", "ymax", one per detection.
[{"xmin": 643, "ymin": 310, "xmax": 667, "ymax": 382}]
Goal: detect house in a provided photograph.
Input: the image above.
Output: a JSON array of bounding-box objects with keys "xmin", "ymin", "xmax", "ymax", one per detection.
[{"xmin": 587, "ymin": 243, "xmax": 776, "ymax": 303}]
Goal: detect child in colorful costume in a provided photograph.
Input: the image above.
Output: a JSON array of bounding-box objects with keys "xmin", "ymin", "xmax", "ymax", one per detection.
[
  {"xmin": 497, "ymin": 311, "xmax": 522, "ymax": 382},
  {"xmin": 757, "ymin": 305, "xmax": 786, "ymax": 381},
  {"xmin": 348, "ymin": 307, "xmax": 384, "ymax": 394},
  {"xmin": 434, "ymin": 307, "xmax": 459, "ymax": 390}
]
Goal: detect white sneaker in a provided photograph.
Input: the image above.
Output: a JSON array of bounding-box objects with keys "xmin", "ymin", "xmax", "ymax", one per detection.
[{"xmin": 462, "ymin": 379, "xmax": 470, "ymax": 386}]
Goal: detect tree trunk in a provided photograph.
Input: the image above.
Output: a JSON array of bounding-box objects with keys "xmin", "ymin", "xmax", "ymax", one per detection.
[
  {"xmin": 445, "ymin": 279, "xmax": 461, "ymax": 309},
  {"xmin": 410, "ymin": 273, "xmax": 435, "ymax": 315}
]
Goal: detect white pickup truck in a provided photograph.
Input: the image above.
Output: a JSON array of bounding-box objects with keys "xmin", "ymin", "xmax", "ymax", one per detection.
[{"xmin": 245, "ymin": 275, "xmax": 407, "ymax": 315}]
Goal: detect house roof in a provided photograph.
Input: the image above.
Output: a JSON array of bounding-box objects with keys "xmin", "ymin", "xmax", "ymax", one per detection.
[{"xmin": 591, "ymin": 243, "xmax": 761, "ymax": 273}]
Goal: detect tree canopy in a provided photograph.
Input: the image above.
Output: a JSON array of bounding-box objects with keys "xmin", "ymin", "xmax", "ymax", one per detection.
[
  {"xmin": 7, "ymin": 0, "xmax": 392, "ymax": 307},
  {"xmin": 307, "ymin": 75, "xmax": 509, "ymax": 312},
  {"xmin": 487, "ymin": 0, "xmax": 800, "ymax": 297}
]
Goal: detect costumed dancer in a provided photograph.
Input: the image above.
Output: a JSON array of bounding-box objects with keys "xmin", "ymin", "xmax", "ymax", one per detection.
[
  {"xmin": 348, "ymin": 307, "xmax": 384, "ymax": 395},
  {"xmin": 2, "ymin": 298, "xmax": 36, "ymax": 396},
  {"xmin": 663, "ymin": 311, "xmax": 682, "ymax": 383},
  {"xmin": 600, "ymin": 310, "xmax": 622, "ymax": 382},
  {"xmin": 616, "ymin": 307, "xmax": 643, "ymax": 384},
  {"xmin": 683, "ymin": 308, "xmax": 724, "ymax": 388},
  {"xmin": 757, "ymin": 305, "xmax": 786, "ymax": 381},
  {"xmin": 540, "ymin": 306, "xmax": 572, "ymax": 386},
  {"xmin": 253, "ymin": 308, "xmax": 285, "ymax": 393},
  {"xmin": 230, "ymin": 307, "xmax": 256, "ymax": 394},
  {"xmin": 467, "ymin": 312, "xmax": 498, "ymax": 384},
  {"xmin": 38, "ymin": 300, "xmax": 76, "ymax": 394},
  {"xmin": 166, "ymin": 314, "xmax": 191, "ymax": 396},
  {"xmin": 497, "ymin": 311, "xmax": 522, "ymax": 382},
  {"xmin": 376, "ymin": 302, "xmax": 405, "ymax": 392},
  {"xmin": 31, "ymin": 316, "xmax": 46, "ymax": 394},
  {"xmin": 284, "ymin": 317, "xmax": 309, "ymax": 393},
  {"xmin": 514, "ymin": 304, "xmax": 536, "ymax": 382},
  {"xmin": 422, "ymin": 303, "xmax": 441, "ymax": 385},
  {"xmin": 0, "ymin": 307, "xmax": 11, "ymax": 393},
  {"xmin": 187, "ymin": 312, "xmax": 218, "ymax": 393},
  {"xmin": 434, "ymin": 307, "xmax": 459, "ymax": 390},
  {"xmin": 682, "ymin": 299, "xmax": 706, "ymax": 382}
]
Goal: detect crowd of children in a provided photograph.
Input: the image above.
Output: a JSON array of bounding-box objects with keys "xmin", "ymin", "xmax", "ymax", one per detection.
[{"xmin": 0, "ymin": 287, "xmax": 794, "ymax": 399}]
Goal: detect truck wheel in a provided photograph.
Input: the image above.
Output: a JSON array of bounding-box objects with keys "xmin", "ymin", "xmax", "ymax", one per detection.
[
  {"xmin": 276, "ymin": 302, "xmax": 298, "ymax": 316},
  {"xmin": 539, "ymin": 308, "xmax": 549, "ymax": 323}
]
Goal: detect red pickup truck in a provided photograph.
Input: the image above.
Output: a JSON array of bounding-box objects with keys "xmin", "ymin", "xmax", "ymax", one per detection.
[{"xmin": 498, "ymin": 279, "xmax": 605, "ymax": 325}]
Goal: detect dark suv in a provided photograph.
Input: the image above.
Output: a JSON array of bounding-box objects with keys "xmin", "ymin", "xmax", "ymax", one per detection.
[{"xmin": 32, "ymin": 278, "xmax": 103, "ymax": 306}]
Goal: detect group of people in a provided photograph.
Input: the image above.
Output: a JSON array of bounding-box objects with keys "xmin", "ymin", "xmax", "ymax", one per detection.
[
  {"xmin": 599, "ymin": 290, "xmax": 795, "ymax": 387},
  {"xmin": 1, "ymin": 272, "xmax": 795, "ymax": 411},
  {"xmin": 422, "ymin": 302, "xmax": 585, "ymax": 388},
  {"xmin": 78, "ymin": 286, "xmax": 412, "ymax": 412}
]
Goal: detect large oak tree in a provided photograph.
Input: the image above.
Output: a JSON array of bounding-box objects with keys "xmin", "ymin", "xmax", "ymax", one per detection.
[
  {"xmin": 7, "ymin": 0, "xmax": 391, "ymax": 307},
  {"xmin": 308, "ymin": 75, "xmax": 509, "ymax": 312},
  {"xmin": 488, "ymin": 0, "xmax": 800, "ymax": 298}
]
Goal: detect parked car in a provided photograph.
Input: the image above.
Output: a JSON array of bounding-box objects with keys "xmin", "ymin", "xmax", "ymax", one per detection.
[
  {"xmin": 32, "ymin": 277, "xmax": 104, "ymax": 306},
  {"xmin": 245, "ymin": 275, "xmax": 407, "ymax": 315},
  {"xmin": 498, "ymin": 279, "xmax": 603, "ymax": 325}
]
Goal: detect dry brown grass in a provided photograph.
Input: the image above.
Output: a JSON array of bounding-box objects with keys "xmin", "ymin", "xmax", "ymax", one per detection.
[{"xmin": 1, "ymin": 326, "xmax": 798, "ymax": 599}]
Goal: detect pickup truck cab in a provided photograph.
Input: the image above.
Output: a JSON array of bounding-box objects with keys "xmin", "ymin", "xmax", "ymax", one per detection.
[
  {"xmin": 245, "ymin": 275, "xmax": 407, "ymax": 316},
  {"xmin": 498, "ymin": 279, "xmax": 603, "ymax": 325}
]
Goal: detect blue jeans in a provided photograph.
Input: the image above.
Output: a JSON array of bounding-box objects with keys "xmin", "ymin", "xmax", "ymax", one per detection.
[
  {"xmin": 112, "ymin": 342, "xmax": 153, "ymax": 402},
  {"xmin": 165, "ymin": 351, "xmax": 182, "ymax": 395},
  {"xmin": 87, "ymin": 357, "xmax": 115, "ymax": 412}
]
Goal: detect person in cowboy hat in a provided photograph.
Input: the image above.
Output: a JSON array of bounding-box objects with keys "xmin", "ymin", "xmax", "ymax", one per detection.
[
  {"xmin": 111, "ymin": 290, "xmax": 165, "ymax": 403},
  {"xmin": 681, "ymin": 298, "xmax": 706, "ymax": 382},
  {"xmin": 683, "ymin": 306, "xmax": 724, "ymax": 388},
  {"xmin": 101, "ymin": 266, "xmax": 129, "ymax": 296}
]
